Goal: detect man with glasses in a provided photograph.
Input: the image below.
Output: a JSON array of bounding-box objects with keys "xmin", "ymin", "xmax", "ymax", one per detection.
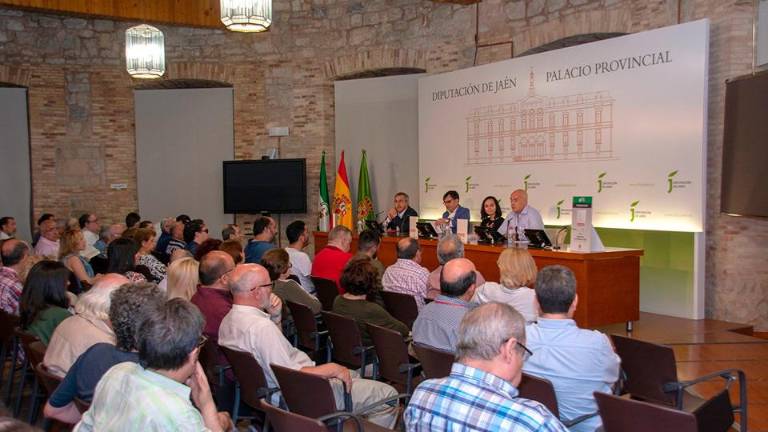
[
  {"xmin": 183, "ymin": 219, "xmax": 209, "ymax": 256},
  {"xmin": 405, "ymin": 302, "xmax": 567, "ymax": 431},
  {"xmin": 435, "ymin": 190, "xmax": 470, "ymax": 234},
  {"xmin": 412, "ymin": 257, "xmax": 477, "ymax": 352},
  {"xmin": 78, "ymin": 213, "xmax": 101, "ymax": 260},
  {"xmin": 523, "ymin": 265, "xmax": 620, "ymax": 432},
  {"xmin": 218, "ymin": 264, "xmax": 399, "ymax": 428}
]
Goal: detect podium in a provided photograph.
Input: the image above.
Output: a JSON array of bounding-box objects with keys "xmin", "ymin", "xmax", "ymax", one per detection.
[{"xmin": 313, "ymin": 232, "xmax": 642, "ymax": 328}]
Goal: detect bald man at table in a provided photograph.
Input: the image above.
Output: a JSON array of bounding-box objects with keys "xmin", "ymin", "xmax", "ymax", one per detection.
[{"xmin": 497, "ymin": 189, "xmax": 544, "ymax": 242}]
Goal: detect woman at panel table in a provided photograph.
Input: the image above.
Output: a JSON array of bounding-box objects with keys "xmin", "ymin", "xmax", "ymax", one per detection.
[
  {"xmin": 479, "ymin": 196, "xmax": 504, "ymax": 233},
  {"xmin": 471, "ymin": 247, "xmax": 538, "ymax": 324}
]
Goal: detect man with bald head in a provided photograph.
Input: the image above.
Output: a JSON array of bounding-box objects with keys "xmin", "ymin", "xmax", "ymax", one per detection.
[
  {"xmin": 0, "ymin": 239, "xmax": 30, "ymax": 315},
  {"xmin": 497, "ymin": 189, "xmax": 545, "ymax": 242},
  {"xmin": 191, "ymin": 251, "xmax": 238, "ymax": 343},
  {"xmin": 382, "ymin": 237, "xmax": 430, "ymax": 309},
  {"xmin": 218, "ymin": 264, "xmax": 399, "ymax": 428},
  {"xmin": 413, "ymin": 258, "xmax": 478, "ymax": 352},
  {"xmin": 426, "ymin": 234, "xmax": 486, "ymax": 299},
  {"xmin": 34, "ymin": 218, "xmax": 61, "ymax": 258}
]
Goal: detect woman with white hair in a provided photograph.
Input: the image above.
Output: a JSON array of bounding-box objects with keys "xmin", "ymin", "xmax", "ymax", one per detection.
[
  {"xmin": 471, "ymin": 248, "xmax": 538, "ymax": 323},
  {"xmin": 42, "ymin": 273, "xmax": 129, "ymax": 377}
]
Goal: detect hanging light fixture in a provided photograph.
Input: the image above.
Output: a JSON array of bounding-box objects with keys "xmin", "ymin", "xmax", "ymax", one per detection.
[
  {"xmin": 220, "ymin": 0, "xmax": 272, "ymax": 33},
  {"xmin": 125, "ymin": 24, "xmax": 165, "ymax": 79}
]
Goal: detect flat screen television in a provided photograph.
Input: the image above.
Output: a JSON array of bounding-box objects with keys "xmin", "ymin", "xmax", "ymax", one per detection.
[{"xmin": 223, "ymin": 159, "xmax": 307, "ymax": 214}]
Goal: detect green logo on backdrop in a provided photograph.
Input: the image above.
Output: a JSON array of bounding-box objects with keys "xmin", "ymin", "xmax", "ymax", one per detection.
[
  {"xmin": 523, "ymin": 174, "xmax": 531, "ymax": 191},
  {"xmin": 630, "ymin": 201, "xmax": 640, "ymax": 222},
  {"xmin": 555, "ymin": 199, "xmax": 565, "ymax": 219},
  {"xmin": 667, "ymin": 170, "xmax": 678, "ymax": 193},
  {"xmin": 465, "ymin": 176, "xmax": 472, "ymax": 193},
  {"xmin": 424, "ymin": 177, "xmax": 431, "ymax": 193},
  {"xmin": 597, "ymin": 172, "xmax": 607, "ymax": 193}
]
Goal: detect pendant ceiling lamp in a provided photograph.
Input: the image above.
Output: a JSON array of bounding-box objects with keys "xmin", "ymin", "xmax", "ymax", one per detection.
[
  {"xmin": 220, "ymin": 0, "xmax": 272, "ymax": 32},
  {"xmin": 125, "ymin": 24, "xmax": 165, "ymax": 79}
]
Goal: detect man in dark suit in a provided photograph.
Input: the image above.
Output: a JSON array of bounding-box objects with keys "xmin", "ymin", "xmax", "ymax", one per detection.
[
  {"xmin": 437, "ymin": 190, "xmax": 470, "ymax": 234},
  {"xmin": 384, "ymin": 192, "xmax": 418, "ymax": 234}
]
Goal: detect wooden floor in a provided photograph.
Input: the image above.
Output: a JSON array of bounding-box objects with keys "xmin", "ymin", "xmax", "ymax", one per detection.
[{"xmin": 596, "ymin": 313, "xmax": 768, "ymax": 431}]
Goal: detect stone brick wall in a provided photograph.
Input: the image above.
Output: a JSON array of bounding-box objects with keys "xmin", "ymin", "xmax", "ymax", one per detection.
[{"xmin": 0, "ymin": 0, "xmax": 765, "ymax": 330}]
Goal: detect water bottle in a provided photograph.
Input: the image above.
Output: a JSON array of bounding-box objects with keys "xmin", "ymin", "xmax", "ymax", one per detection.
[{"xmin": 507, "ymin": 221, "xmax": 515, "ymax": 248}]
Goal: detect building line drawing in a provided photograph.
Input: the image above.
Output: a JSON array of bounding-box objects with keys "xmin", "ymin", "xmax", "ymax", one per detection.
[{"xmin": 466, "ymin": 69, "xmax": 615, "ymax": 165}]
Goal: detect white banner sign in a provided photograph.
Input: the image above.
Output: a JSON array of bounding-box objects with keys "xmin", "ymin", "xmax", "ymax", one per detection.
[{"xmin": 419, "ymin": 20, "xmax": 708, "ymax": 232}]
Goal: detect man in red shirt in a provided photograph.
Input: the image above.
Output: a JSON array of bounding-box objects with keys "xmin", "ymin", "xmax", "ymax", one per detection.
[{"xmin": 311, "ymin": 226, "xmax": 353, "ymax": 293}]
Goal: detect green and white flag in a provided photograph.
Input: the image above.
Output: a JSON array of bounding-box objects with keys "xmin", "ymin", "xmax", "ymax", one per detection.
[
  {"xmin": 319, "ymin": 151, "xmax": 331, "ymax": 231},
  {"xmin": 356, "ymin": 150, "xmax": 374, "ymax": 223}
]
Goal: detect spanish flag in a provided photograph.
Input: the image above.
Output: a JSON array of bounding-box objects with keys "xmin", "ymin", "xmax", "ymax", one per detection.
[{"xmin": 333, "ymin": 150, "xmax": 353, "ymax": 229}]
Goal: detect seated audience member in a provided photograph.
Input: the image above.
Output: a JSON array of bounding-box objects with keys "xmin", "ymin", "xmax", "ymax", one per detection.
[
  {"xmin": 155, "ymin": 218, "xmax": 176, "ymax": 256},
  {"xmin": 311, "ymin": 225, "xmax": 353, "ymax": 292},
  {"xmin": 356, "ymin": 229, "xmax": 385, "ymax": 280},
  {"xmin": 124, "ymin": 211, "xmax": 141, "ymax": 229},
  {"xmin": 194, "ymin": 238, "xmax": 223, "ymax": 262},
  {"xmin": 383, "ymin": 192, "xmax": 418, "ymax": 234},
  {"xmin": 184, "ymin": 219, "xmax": 208, "ymax": 256},
  {"xmin": 176, "ymin": 214, "xmax": 192, "ymax": 226},
  {"xmin": 261, "ymin": 248, "xmax": 321, "ymax": 314},
  {"xmin": 32, "ymin": 213, "xmax": 55, "ymax": 248},
  {"xmin": 479, "ymin": 196, "xmax": 504, "ymax": 233},
  {"xmin": 170, "ymin": 248, "xmax": 193, "ymax": 262},
  {"xmin": 332, "ymin": 257, "xmax": 408, "ymax": 346},
  {"xmin": 44, "ymin": 282, "xmax": 165, "ymax": 424},
  {"xmin": 34, "ymin": 219, "xmax": 61, "ymax": 259},
  {"xmin": 77, "ymin": 214, "xmax": 101, "ymax": 260},
  {"xmin": 20, "ymin": 261, "xmax": 72, "ymax": 345},
  {"xmin": 164, "ymin": 257, "xmax": 200, "ymax": 300},
  {"xmin": 405, "ymin": 303, "xmax": 567, "ymax": 431},
  {"xmin": 1, "ymin": 216, "xmax": 17, "ymax": 240},
  {"xmin": 219, "ymin": 238, "xmax": 244, "ymax": 265},
  {"xmin": 0, "ymin": 239, "xmax": 30, "ymax": 315},
  {"xmin": 64, "ymin": 218, "xmax": 80, "ymax": 232},
  {"xmin": 413, "ymin": 258, "xmax": 477, "ymax": 352},
  {"xmin": 59, "ymin": 229, "xmax": 97, "ymax": 286},
  {"xmin": 133, "ymin": 228, "xmax": 167, "ymax": 283},
  {"xmin": 73, "ymin": 298, "xmax": 230, "ymax": 431},
  {"xmin": 44, "ymin": 274, "xmax": 128, "ymax": 377},
  {"xmin": 382, "ymin": 237, "xmax": 430, "ymax": 309},
  {"xmin": 190, "ymin": 251, "xmax": 237, "ymax": 342},
  {"xmin": 284, "ymin": 220, "xmax": 314, "ymax": 293},
  {"xmin": 472, "ymin": 248, "xmax": 537, "ymax": 323},
  {"xmin": 435, "ymin": 190, "xmax": 470, "ymax": 234},
  {"xmin": 218, "ymin": 264, "xmax": 399, "ymax": 428},
  {"xmin": 106, "ymin": 238, "xmax": 147, "ymax": 283},
  {"xmin": 427, "ymin": 234, "xmax": 486, "ymax": 299},
  {"xmin": 221, "ymin": 224, "xmax": 241, "ymax": 241},
  {"xmin": 93, "ymin": 224, "xmax": 124, "ymax": 258},
  {"xmin": 165, "ymin": 221, "xmax": 187, "ymax": 255},
  {"xmin": 523, "ymin": 265, "xmax": 620, "ymax": 432},
  {"xmin": 138, "ymin": 220, "xmax": 153, "ymax": 229},
  {"xmin": 245, "ymin": 216, "xmax": 277, "ymax": 264}
]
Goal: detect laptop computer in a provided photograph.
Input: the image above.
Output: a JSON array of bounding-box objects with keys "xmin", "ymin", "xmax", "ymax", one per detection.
[{"xmin": 524, "ymin": 229, "xmax": 552, "ymax": 249}]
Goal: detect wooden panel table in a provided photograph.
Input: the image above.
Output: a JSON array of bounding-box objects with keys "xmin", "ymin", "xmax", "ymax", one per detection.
[{"xmin": 314, "ymin": 232, "xmax": 643, "ymax": 328}]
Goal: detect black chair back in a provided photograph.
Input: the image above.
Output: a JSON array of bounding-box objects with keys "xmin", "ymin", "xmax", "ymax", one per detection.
[
  {"xmin": 311, "ymin": 276, "xmax": 339, "ymax": 311},
  {"xmin": 595, "ymin": 391, "xmax": 697, "ymax": 432},
  {"xmin": 270, "ymin": 363, "xmax": 339, "ymax": 419},
  {"xmin": 611, "ymin": 334, "xmax": 678, "ymax": 406},
  {"xmin": 381, "ymin": 291, "xmax": 419, "ymax": 330},
  {"xmin": 412, "ymin": 343, "xmax": 453, "ymax": 379},
  {"xmin": 220, "ymin": 346, "xmax": 275, "ymax": 408},
  {"xmin": 321, "ymin": 311, "xmax": 370, "ymax": 371},
  {"xmin": 366, "ymin": 323, "xmax": 419, "ymax": 394}
]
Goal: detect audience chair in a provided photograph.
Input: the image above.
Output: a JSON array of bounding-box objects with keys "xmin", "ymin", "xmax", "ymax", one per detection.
[
  {"xmin": 11, "ymin": 329, "xmax": 40, "ymax": 418},
  {"xmin": 35, "ymin": 361, "xmax": 77, "ymax": 430},
  {"xmin": 285, "ymin": 301, "xmax": 329, "ymax": 363},
  {"xmin": 198, "ymin": 336, "xmax": 233, "ymax": 407},
  {"xmin": 259, "ymin": 399, "xmax": 368, "ymax": 432},
  {"xmin": 595, "ymin": 391, "xmax": 698, "ymax": 432},
  {"xmin": 611, "ymin": 334, "xmax": 746, "ymax": 431},
  {"xmin": 412, "ymin": 343, "xmax": 454, "ymax": 379},
  {"xmin": 365, "ymin": 323, "xmax": 421, "ymax": 395},
  {"xmin": 220, "ymin": 345, "xmax": 281, "ymax": 424},
  {"xmin": 271, "ymin": 363, "xmax": 405, "ymax": 431},
  {"xmin": 0, "ymin": 311, "xmax": 19, "ymax": 397},
  {"xmin": 517, "ymin": 373, "xmax": 599, "ymax": 427},
  {"xmin": 321, "ymin": 311, "xmax": 377, "ymax": 378},
  {"xmin": 380, "ymin": 291, "xmax": 419, "ymax": 330},
  {"xmin": 311, "ymin": 276, "xmax": 339, "ymax": 311}
]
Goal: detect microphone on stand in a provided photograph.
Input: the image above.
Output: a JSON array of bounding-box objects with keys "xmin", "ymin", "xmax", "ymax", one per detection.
[{"xmin": 553, "ymin": 225, "xmax": 570, "ymax": 250}]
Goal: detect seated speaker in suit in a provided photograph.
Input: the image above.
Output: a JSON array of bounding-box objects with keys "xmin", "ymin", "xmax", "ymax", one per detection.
[
  {"xmin": 436, "ymin": 190, "xmax": 470, "ymax": 234},
  {"xmin": 384, "ymin": 192, "xmax": 418, "ymax": 234}
]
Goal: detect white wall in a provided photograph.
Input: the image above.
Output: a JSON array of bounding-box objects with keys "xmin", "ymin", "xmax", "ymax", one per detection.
[
  {"xmin": 334, "ymin": 74, "xmax": 423, "ymax": 220},
  {"xmin": 134, "ymin": 88, "xmax": 234, "ymax": 235},
  {"xmin": 0, "ymin": 88, "xmax": 32, "ymax": 242}
]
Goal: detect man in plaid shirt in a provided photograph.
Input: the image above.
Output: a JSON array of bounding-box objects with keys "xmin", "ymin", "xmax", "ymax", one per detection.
[
  {"xmin": 381, "ymin": 237, "xmax": 430, "ymax": 310},
  {"xmin": 0, "ymin": 239, "xmax": 29, "ymax": 315},
  {"xmin": 405, "ymin": 303, "xmax": 567, "ymax": 432}
]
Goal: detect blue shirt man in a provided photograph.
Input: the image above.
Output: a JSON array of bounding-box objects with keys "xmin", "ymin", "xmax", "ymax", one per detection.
[
  {"xmin": 438, "ymin": 190, "xmax": 470, "ymax": 234},
  {"xmin": 522, "ymin": 265, "xmax": 620, "ymax": 432},
  {"xmin": 498, "ymin": 189, "xmax": 545, "ymax": 241},
  {"xmin": 245, "ymin": 216, "xmax": 277, "ymax": 264}
]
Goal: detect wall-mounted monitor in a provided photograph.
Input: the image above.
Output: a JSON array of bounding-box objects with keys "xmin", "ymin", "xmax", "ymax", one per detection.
[{"xmin": 223, "ymin": 159, "xmax": 307, "ymax": 214}]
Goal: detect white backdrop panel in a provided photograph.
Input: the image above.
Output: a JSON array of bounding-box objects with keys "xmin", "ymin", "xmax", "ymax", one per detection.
[
  {"xmin": 135, "ymin": 88, "xmax": 234, "ymax": 234},
  {"xmin": 0, "ymin": 88, "xmax": 32, "ymax": 242},
  {"xmin": 419, "ymin": 20, "xmax": 708, "ymax": 232}
]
